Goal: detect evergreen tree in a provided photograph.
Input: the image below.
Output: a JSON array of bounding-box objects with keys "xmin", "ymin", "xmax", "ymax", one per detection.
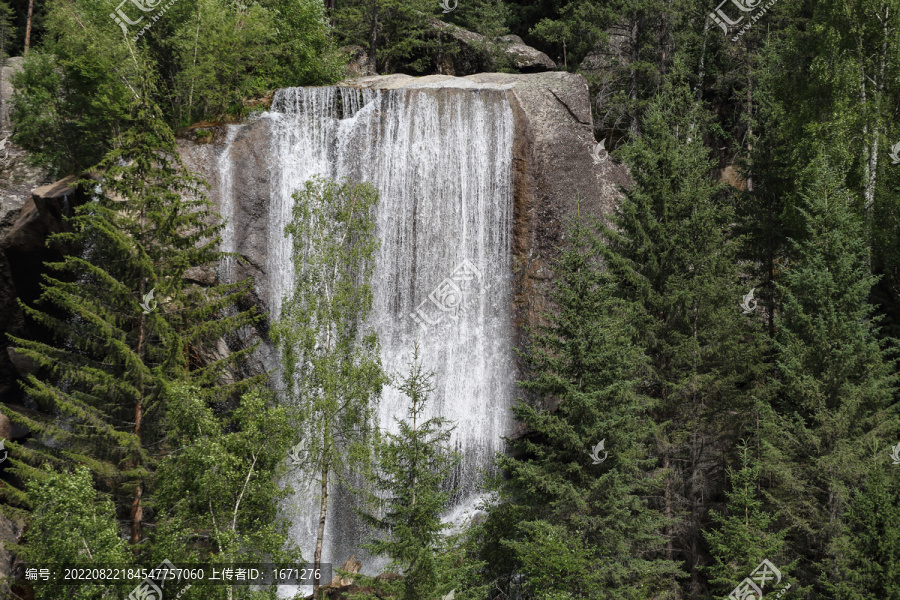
[
  {"xmin": 824, "ymin": 444, "xmax": 900, "ymax": 600},
  {"xmin": 597, "ymin": 83, "xmax": 769, "ymax": 595},
  {"xmin": 702, "ymin": 441, "xmax": 792, "ymax": 597},
  {"xmin": 479, "ymin": 213, "xmax": 682, "ymax": 599},
  {"xmin": 271, "ymin": 175, "xmax": 387, "ymax": 598},
  {"xmin": 4, "ymin": 95, "xmax": 261, "ymax": 542},
  {"xmin": 333, "ymin": 0, "xmax": 447, "ymax": 74},
  {"xmin": 354, "ymin": 345, "xmax": 461, "ymax": 600},
  {"xmin": 765, "ymin": 157, "xmax": 900, "ymax": 594}
]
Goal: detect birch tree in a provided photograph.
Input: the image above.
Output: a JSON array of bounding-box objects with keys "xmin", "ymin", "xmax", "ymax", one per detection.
[{"xmin": 272, "ymin": 175, "xmax": 387, "ymax": 598}]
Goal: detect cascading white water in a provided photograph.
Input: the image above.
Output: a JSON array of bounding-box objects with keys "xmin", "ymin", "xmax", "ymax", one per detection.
[
  {"xmin": 221, "ymin": 84, "xmax": 517, "ymax": 594},
  {"xmin": 217, "ymin": 125, "xmax": 242, "ymax": 279}
]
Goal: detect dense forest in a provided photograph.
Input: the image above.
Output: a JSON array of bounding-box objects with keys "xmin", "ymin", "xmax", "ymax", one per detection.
[{"xmin": 0, "ymin": 0, "xmax": 899, "ymax": 598}]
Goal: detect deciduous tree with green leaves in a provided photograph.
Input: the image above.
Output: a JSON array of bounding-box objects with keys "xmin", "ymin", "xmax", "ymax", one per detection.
[
  {"xmin": 11, "ymin": 466, "xmax": 130, "ymax": 600},
  {"xmin": 271, "ymin": 175, "xmax": 387, "ymax": 598}
]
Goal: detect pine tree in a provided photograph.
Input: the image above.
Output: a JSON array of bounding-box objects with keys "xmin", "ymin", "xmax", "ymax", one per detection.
[
  {"xmin": 765, "ymin": 157, "xmax": 900, "ymax": 594},
  {"xmin": 354, "ymin": 345, "xmax": 461, "ymax": 600},
  {"xmin": 479, "ymin": 213, "xmax": 682, "ymax": 599},
  {"xmin": 597, "ymin": 82, "xmax": 769, "ymax": 595},
  {"xmin": 3, "ymin": 95, "xmax": 261, "ymax": 543},
  {"xmin": 271, "ymin": 175, "xmax": 387, "ymax": 598}
]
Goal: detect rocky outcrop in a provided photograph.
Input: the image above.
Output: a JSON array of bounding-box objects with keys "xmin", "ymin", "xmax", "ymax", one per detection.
[
  {"xmin": 0, "ymin": 177, "xmax": 82, "ymax": 400},
  {"xmin": 428, "ymin": 21, "xmax": 556, "ymax": 76}
]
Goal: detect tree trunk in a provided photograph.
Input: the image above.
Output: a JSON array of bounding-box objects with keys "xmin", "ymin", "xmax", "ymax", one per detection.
[
  {"xmin": 367, "ymin": 0, "xmax": 378, "ymax": 75},
  {"xmin": 130, "ymin": 485, "xmax": 143, "ymax": 543},
  {"xmin": 312, "ymin": 463, "xmax": 329, "ymax": 599},
  {"xmin": 24, "ymin": 0, "xmax": 34, "ymax": 56}
]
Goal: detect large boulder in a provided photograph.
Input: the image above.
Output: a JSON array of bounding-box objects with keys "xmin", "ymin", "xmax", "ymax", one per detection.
[
  {"xmin": 428, "ymin": 21, "xmax": 556, "ymax": 75},
  {"xmin": 0, "ymin": 177, "xmax": 80, "ymax": 400}
]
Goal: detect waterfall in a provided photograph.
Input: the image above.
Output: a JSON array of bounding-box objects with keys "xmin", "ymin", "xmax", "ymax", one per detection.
[{"xmin": 235, "ymin": 84, "xmax": 516, "ymax": 592}]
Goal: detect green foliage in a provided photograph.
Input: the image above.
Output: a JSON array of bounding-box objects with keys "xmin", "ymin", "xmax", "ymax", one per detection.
[
  {"xmin": 356, "ymin": 345, "xmax": 461, "ymax": 600},
  {"xmin": 10, "ymin": 0, "xmax": 344, "ymax": 175},
  {"xmin": 764, "ymin": 158, "xmax": 900, "ymax": 593},
  {"xmin": 271, "ymin": 175, "xmax": 387, "ymax": 584},
  {"xmin": 824, "ymin": 447, "xmax": 900, "ymax": 599},
  {"xmin": 598, "ymin": 82, "xmax": 769, "ymax": 591},
  {"xmin": 14, "ymin": 466, "xmax": 130, "ymax": 600},
  {"xmin": 4, "ymin": 101, "xmax": 261, "ymax": 537},
  {"xmin": 334, "ymin": 0, "xmax": 446, "ymax": 74},
  {"xmin": 150, "ymin": 384, "xmax": 302, "ymax": 599},
  {"xmin": 702, "ymin": 442, "xmax": 792, "ymax": 596},
  {"xmin": 481, "ymin": 212, "xmax": 682, "ymax": 599}
]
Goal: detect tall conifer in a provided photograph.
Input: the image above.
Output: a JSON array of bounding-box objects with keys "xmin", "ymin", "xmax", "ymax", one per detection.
[
  {"xmin": 4, "ymin": 95, "xmax": 261, "ymax": 542},
  {"xmin": 764, "ymin": 158, "xmax": 899, "ymax": 593},
  {"xmin": 597, "ymin": 83, "xmax": 769, "ymax": 594},
  {"xmin": 480, "ymin": 214, "xmax": 681, "ymax": 599}
]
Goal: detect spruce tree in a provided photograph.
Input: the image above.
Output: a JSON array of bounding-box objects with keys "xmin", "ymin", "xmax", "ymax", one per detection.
[
  {"xmin": 597, "ymin": 83, "xmax": 768, "ymax": 594},
  {"xmin": 765, "ymin": 157, "xmax": 899, "ymax": 594},
  {"xmin": 479, "ymin": 213, "xmax": 682, "ymax": 599},
  {"xmin": 3, "ymin": 95, "xmax": 261, "ymax": 543},
  {"xmin": 354, "ymin": 345, "xmax": 461, "ymax": 600},
  {"xmin": 824, "ymin": 445, "xmax": 900, "ymax": 599},
  {"xmin": 702, "ymin": 441, "xmax": 792, "ymax": 597}
]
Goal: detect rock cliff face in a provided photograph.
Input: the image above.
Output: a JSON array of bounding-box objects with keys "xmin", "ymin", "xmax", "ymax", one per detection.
[{"xmin": 178, "ymin": 71, "xmax": 627, "ymax": 338}]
